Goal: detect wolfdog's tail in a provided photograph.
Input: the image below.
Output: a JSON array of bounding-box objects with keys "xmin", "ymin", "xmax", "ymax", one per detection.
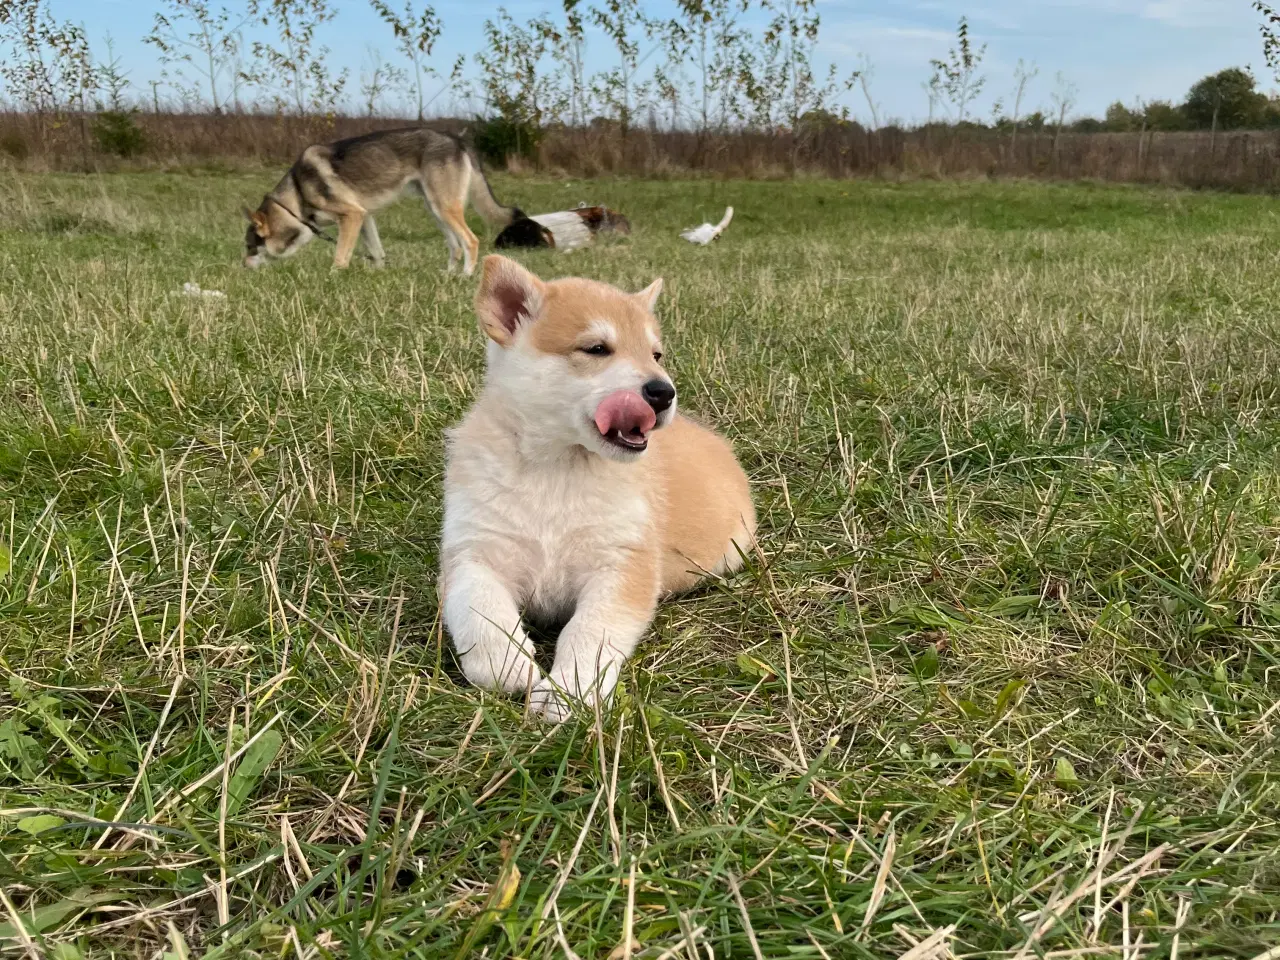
[{"xmin": 457, "ymin": 138, "xmax": 523, "ymax": 227}]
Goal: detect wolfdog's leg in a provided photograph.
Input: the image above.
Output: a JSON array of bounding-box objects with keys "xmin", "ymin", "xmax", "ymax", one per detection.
[
  {"xmin": 333, "ymin": 208, "xmax": 366, "ymax": 269},
  {"xmin": 360, "ymin": 216, "xmax": 386, "ymax": 268},
  {"xmin": 444, "ymin": 203, "xmax": 480, "ymax": 277},
  {"xmin": 418, "ymin": 182, "xmax": 460, "ymax": 272}
]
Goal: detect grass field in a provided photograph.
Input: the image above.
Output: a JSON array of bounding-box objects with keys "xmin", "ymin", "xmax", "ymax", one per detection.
[{"xmin": 2, "ymin": 170, "xmax": 1279, "ymax": 958}]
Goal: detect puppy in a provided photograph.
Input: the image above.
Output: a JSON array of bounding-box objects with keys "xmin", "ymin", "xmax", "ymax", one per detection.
[{"xmin": 439, "ymin": 256, "xmax": 756, "ymax": 720}]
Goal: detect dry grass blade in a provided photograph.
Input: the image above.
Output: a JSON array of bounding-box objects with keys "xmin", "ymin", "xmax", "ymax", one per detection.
[
  {"xmin": 1169, "ymin": 897, "xmax": 1191, "ymax": 960},
  {"xmin": 863, "ymin": 827, "xmax": 897, "ymax": 931},
  {"xmin": 725, "ymin": 871, "xmax": 765, "ymax": 960},
  {"xmin": 608, "ymin": 860, "xmax": 639, "ymax": 960},
  {"xmin": 541, "ymin": 788, "xmax": 604, "ymax": 922},
  {"xmin": 165, "ymin": 921, "xmax": 191, "ymax": 960},
  {"xmin": 653, "ymin": 926, "xmax": 707, "ymax": 960},
  {"xmin": 217, "ymin": 707, "xmax": 234, "ymax": 932},
  {"xmin": 92, "ymin": 673, "xmax": 183, "ymax": 851},
  {"xmin": 0, "ymin": 885, "xmax": 41, "ymax": 960},
  {"xmin": 896, "ymin": 924, "xmax": 958, "ymax": 960}
]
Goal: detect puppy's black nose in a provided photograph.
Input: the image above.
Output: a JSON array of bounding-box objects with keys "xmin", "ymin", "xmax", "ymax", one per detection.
[{"xmin": 641, "ymin": 379, "xmax": 676, "ymax": 414}]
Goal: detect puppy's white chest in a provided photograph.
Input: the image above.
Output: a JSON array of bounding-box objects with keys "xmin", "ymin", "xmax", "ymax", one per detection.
[
  {"xmin": 512, "ymin": 464, "xmax": 648, "ymax": 573},
  {"xmin": 446, "ymin": 445, "xmax": 649, "ymax": 612}
]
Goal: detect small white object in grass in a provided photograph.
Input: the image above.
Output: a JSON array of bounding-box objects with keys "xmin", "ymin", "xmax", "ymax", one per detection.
[
  {"xmin": 182, "ymin": 282, "xmax": 226, "ymax": 300},
  {"xmin": 680, "ymin": 206, "xmax": 733, "ymax": 245}
]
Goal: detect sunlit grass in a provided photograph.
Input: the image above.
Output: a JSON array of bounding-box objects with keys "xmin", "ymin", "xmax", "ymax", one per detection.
[{"xmin": 1, "ymin": 171, "xmax": 1278, "ymax": 957}]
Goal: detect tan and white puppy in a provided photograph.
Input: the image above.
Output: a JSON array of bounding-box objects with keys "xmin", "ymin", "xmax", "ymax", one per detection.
[{"xmin": 440, "ymin": 256, "xmax": 756, "ymax": 721}]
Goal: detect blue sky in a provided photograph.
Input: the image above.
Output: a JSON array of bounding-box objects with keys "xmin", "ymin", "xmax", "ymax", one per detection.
[{"xmin": 58, "ymin": 0, "xmax": 1268, "ymax": 123}]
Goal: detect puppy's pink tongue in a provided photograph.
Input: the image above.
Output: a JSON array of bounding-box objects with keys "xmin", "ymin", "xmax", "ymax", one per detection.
[{"xmin": 594, "ymin": 390, "xmax": 657, "ymax": 437}]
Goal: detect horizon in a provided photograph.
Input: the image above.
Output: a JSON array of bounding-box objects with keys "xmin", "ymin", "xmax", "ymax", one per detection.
[{"xmin": 37, "ymin": 1, "xmax": 1278, "ymax": 124}]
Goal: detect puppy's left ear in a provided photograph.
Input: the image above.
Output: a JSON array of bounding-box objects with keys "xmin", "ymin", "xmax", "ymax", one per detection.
[
  {"xmin": 636, "ymin": 277, "xmax": 663, "ymax": 312},
  {"xmin": 475, "ymin": 255, "xmax": 545, "ymax": 346}
]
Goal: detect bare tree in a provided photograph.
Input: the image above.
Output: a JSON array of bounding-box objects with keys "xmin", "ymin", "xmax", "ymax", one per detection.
[
  {"xmin": 1050, "ymin": 71, "xmax": 1076, "ymax": 161},
  {"xmin": 1132, "ymin": 95, "xmax": 1149, "ymax": 172},
  {"xmin": 1009, "ymin": 58, "xmax": 1037, "ymax": 151},
  {"xmin": 670, "ymin": 0, "xmax": 748, "ymax": 134},
  {"xmin": 475, "ymin": 7, "xmax": 554, "ymax": 135},
  {"xmin": 589, "ymin": 0, "xmax": 650, "ymax": 138},
  {"xmin": 922, "ymin": 74, "xmax": 942, "ymax": 125},
  {"xmin": 625, "ymin": 0, "xmax": 749, "ymax": 154},
  {"xmin": 249, "ymin": 0, "xmax": 347, "ymax": 115},
  {"xmin": 649, "ymin": 12, "xmax": 694, "ymax": 129},
  {"xmin": 535, "ymin": 1, "xmax": 590, "ymax": 126},
  {"xmin": 145, "ymin": 0, "xmax": 252, "ymax": 114},
  {"xmin": 740, "ymin": 0, "xmax": 847, "ymax": 133},
  {"xmin": 368, "ymin": 0, "xmax": 441, "ymax": 121},
  {"xmin": 857, "ymin": 54, "xmax": 879, "ymax": 130},
  {"xmin": 561, "ymin": 0, "xmax": 589, "ymax": 125},
  {"xmin": 360, "ymin": 45, "xmax": 405, "ymax": 116},
  {"xmin": 230, "ymin": 45, "xmax": 255, "ymax": 111},
  {"xmin": 0, "ymin": 0, "xmax": 96, "ymax": 124},
  {"xmin": 929, "ymin": 16, "xmax": 986, "ymax": 123},
  {"xmin": 441, "ymin": 53, "xmax": 467, "ymax": 115}
]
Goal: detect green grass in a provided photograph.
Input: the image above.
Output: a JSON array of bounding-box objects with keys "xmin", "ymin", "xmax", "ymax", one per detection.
[{"xmin": 2, "ymin": 169, "xmax": 1279, "ymax": 958}]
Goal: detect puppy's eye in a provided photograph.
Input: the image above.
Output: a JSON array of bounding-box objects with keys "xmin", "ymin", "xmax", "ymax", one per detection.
[
  {"xmin": 653, "ymin": 351, "xmax": 664, "ymax": 362},
  {"xmin": 580, "ymin": 343, "xmax": 611, "ymax": 356}
]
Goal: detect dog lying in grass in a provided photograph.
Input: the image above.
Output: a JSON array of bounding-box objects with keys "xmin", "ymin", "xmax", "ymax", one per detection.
[{"xmin": 439, "ymin": 255, "xmax": 756, "ymax": 720}]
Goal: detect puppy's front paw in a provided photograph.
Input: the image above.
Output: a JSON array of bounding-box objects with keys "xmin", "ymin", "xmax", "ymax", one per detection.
[
  {"xmin": 458, "ymin": 642, "xmax": 540, "ymax": 695},
  {"xmin": 529, "ymin": 676, "xmax": 575, "ymax": 723}
]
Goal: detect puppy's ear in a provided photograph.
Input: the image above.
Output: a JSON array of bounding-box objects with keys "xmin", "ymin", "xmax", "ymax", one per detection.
[
  {"xmin": 475, "ymin": 255, "xmax": 545, "ymax": 346},
  {"xmin": 635, "ymin": 277, "xmax": 663, "ymax": 312}
]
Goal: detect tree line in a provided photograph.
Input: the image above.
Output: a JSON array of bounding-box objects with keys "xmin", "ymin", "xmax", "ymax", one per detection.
[
  {"xmin": 1005, "ymin": 68, "xmax": 1280, "ymax": 136},
  {"xmin": 3, "ymin": 0, "xmax": 1280, "ymax": 162}
]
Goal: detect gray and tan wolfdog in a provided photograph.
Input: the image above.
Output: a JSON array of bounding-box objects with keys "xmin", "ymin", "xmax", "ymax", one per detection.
[{"xmin": 242, "ymin": 126, "xmax": 524, "ymax": 274}]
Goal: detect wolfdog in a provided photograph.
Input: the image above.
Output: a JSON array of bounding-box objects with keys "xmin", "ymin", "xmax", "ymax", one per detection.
[{"xmin": 242, "ymin": 127, "xmax": 523, "ymax": 274}]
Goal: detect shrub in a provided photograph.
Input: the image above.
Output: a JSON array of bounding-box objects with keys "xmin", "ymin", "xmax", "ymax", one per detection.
[
  {"xmin": 1143, "ymin": 101, "xmax": 1189, "ymax": 132},
  {"xmin": 91, "ymin": 111, "xmax": 147, "ymax": 158},
  {"xmin": 470, "ymin": 115, "xmax": 541, "ymax": 166},
  {"xmin": 0, "ymin": 131, "xmax": 29, "ymax": 160}
]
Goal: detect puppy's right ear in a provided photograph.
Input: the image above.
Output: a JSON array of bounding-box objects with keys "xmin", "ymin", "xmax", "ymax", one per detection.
[{"xmin": 475, "ymin": 255, "xmax": 544, "ymax": 346}]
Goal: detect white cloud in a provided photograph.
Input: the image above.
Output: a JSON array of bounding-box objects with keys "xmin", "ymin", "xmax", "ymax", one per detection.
[
  {"xmin": 1141, "ymin": 0, "xmax": 1223, "ymax": 27},
  {"xmin": 1024, "ymin": 0, "xmax": 1227, "ymax": 24},
  {"xmin": 821, "ymin": 22, "xmax": 954, "ymax": 60}
]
